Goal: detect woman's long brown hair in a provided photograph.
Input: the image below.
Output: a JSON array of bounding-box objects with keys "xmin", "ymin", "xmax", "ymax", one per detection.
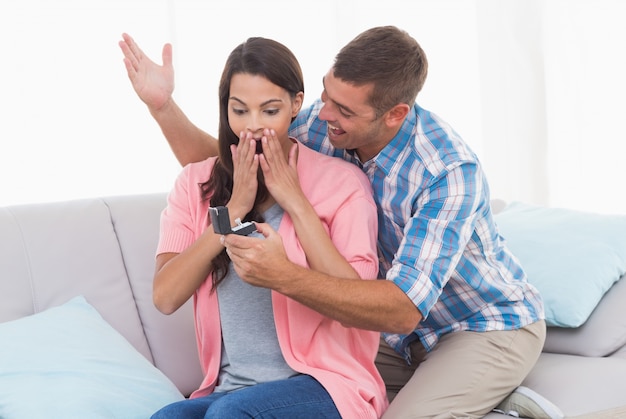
[{"xmin": 200, "ymin": 37, "xmax": 304, "ymax": 290}]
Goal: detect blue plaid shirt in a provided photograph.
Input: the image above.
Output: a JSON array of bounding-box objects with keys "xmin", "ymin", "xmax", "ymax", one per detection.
[{"xmin": 290, "ymin": 99, "xmax": 544, "ymax": 362}]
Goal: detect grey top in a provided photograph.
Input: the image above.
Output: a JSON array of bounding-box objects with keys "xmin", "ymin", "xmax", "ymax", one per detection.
[{"xmin": 214, "ymin": 204, "xmax": 299, "ymax": 393}]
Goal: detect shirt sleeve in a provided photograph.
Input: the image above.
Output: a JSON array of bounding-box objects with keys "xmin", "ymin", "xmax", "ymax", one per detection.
[{"xmin": 386, "ymin": 161, "xmax": 485, "ymax": 319}]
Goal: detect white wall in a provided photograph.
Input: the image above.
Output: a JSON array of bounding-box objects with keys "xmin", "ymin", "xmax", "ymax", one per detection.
[
  {"xmin": 1, "ymin": 0, "xmax": 625, "ymax": 215},
  {"xmin": 0, "ymin": 0, "xmax": 481, "ymax": 207}
]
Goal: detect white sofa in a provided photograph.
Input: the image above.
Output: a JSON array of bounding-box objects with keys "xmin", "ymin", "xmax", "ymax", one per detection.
[{"xmin": 1, "ymin": 193, "xmax": 626, "ymax": 418}]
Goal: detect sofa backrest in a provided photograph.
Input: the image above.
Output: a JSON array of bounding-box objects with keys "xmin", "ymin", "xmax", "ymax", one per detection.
[{"xmin": 0, "ymin": 193, "xmax": 202, "ymax": 396}]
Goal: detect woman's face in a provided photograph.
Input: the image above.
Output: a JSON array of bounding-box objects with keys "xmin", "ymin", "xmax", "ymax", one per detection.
[{"xmin": 228, "ymin": 73, "xmax": 303, "ymax": 155}]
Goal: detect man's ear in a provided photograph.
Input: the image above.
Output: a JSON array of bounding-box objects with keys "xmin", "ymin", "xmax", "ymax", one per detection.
[{"xmin": 384, "ymin": 103, "xmax": 410, "ymax": 128}]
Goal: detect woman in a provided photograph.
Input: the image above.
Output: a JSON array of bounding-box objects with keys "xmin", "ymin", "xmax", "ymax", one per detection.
[{"xmin": 151, "ymin": 37, "xmax": 387, "ymax": 418}]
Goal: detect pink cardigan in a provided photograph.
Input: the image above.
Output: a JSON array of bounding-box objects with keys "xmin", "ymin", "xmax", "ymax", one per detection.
[{"xmin": 157, "ymin": 142, "xmax": 388, "ymax": 418}]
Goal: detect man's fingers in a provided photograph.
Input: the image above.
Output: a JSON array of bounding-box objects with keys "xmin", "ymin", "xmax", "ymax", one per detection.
[
  {"xmin": 162, "ymin": 43, "xmax": 173, "ymax": 67},
  {"xmin": 253, "ymin": 222, "xmax": 273, "ymax": 238},
  {"xmin": 222, "ymin": 233, "xmax": 247, "ymax": 250},
  {"xmin": 119, "ymin": 35, "xmax": 140, "ymax": 72},
  {"xmin": 223, "ymin": 224, "xmax": 271, "ymax": 250},
  {"xmin": 125, "ymin": 33, "xmax": 142, "ymax": 60},
  {"xmin": 121, "ymin": 56, "xmax": 136, "ymax": 79}
]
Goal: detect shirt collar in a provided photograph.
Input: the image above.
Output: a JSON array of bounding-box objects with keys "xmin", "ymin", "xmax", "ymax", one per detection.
[{"xmin": 368, "ymin": 105, "xmax": 417, "ymax": 177}]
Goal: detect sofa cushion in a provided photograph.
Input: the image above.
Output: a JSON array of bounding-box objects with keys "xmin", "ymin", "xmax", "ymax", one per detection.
[
  {"xmin": 494, "ymin": 201, "xmax": 626, "ymax": 327},
  {"xmin": 104, "ymin": 193, "xmax": 203, "ymax": 396},
  {"xmin": 520, "ymin": 353, "xmax": 626, "ymax": 417},
  {"xmin": 0, "ymin": 296, "xmax": 184, "ymax": 418},
  {"xmin": 0, "ymin": 198, "xmax": 152, "ymax": 360},
  {"xmin": 543, "ymin": 273, "xmax": 626, "ymax": 357}
]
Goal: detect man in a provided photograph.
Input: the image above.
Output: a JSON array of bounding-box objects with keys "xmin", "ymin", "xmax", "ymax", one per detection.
[{"xmin": 120, "ymin": 26, "xmax": 551, "ymax": 418}]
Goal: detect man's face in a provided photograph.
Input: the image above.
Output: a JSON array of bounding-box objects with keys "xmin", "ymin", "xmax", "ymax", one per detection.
[{"xmin": 318, "ymin": 70, "xmax": 388, "ymax": 162}]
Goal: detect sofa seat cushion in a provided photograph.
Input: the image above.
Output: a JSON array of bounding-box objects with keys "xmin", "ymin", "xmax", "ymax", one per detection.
[
  {"xmin": 543, "ymin": 274, "xmax": 626, "ymax": 357},
  {"xmin": 520, "ymin": 353, "xmax": 626, "ymax": 417},
  {"xmin": 0, "ymin": 296, "xmax": 184, "ymax": 418}
]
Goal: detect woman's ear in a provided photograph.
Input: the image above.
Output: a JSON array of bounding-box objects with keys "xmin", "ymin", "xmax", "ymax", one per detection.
[{"xmin": 292, "ymin": 92, "xmax": 304, "ymax": 117}]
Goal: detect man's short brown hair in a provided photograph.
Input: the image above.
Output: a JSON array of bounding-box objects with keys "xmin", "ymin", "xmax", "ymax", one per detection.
[{"xmin": 333, "ymin": 26, "xmax": 428, "ymax": 118}]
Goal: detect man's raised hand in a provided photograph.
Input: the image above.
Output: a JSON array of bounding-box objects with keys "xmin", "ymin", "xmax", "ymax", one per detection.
[{"xmin": 119, "ymin": 33, "xmax": 174, "ymax": 112}]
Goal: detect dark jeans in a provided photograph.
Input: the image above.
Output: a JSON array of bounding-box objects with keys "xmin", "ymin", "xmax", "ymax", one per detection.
[{"xmin": 151, "ymin": 374, "xmax": 341, "ymax": 419}]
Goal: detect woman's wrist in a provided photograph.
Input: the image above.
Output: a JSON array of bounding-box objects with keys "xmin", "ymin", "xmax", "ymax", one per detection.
[{"xmin": 225, "ymin": 201, "xmax": 250, "ymax": 224}]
